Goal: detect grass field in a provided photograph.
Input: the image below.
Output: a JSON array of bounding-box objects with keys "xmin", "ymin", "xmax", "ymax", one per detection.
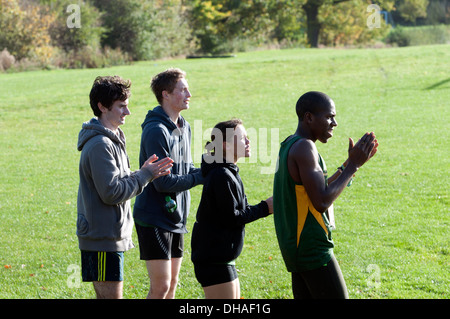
[{"xmin": 0, "ymin": 44, "xmax": 449, "ymax": 299}]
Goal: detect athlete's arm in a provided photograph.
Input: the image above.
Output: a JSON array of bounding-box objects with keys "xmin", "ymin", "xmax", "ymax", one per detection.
[
  {"xmin": 327, "ymin": 158, "xmax": 349, "ymax": 185},
  {"xmin": 288, "ymin": 133, "xmax": 378, "ymax": 212}
]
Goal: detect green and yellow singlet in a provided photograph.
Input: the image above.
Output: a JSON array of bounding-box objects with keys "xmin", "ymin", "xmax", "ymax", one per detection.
[{"xmin": 273, "ymin": 135, "xmax": 334, "ymax": 272}]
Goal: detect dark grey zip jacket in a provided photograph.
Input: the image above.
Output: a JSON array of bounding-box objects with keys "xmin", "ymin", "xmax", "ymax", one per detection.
[{"xmin": 133, "ymin": 106, "xmax": 203, "ymax": 233}]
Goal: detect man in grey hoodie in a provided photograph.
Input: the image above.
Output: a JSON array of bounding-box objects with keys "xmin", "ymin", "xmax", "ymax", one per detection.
[
  {"xmin": 77, "ymin": 76, "xmax": 173, "ymax": 299},
  {"xmin": 133, "ymin": 68, "xmax": 203, "ymax": 298}
]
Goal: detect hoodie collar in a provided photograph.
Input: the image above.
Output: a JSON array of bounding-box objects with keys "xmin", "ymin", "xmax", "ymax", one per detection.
[
  {"xmin": 142, "ymin": 106, "xmax": 186, "ymax": 131},
  {"xmin": 77, "ymin": 118, "xmax": 125, "ymax": 151},
  {"xmin": 201, "ymin": 154, "xmax": 239, "ymax": 177}
]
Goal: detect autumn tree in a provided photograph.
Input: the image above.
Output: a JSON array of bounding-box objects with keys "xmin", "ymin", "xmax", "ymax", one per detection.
[
  {"xmin": 47, "ymin": 0, "xmax": 103, "ymax": 53},
  {"xmin": 188, "ymin": 0, "xmax": 306, "ymax": 54},
  {"xmin": 396, "ymin": 0, "xmax": 429, "ymax": 23},
  {"xmin": 0, "ymin": 0, "xmax": 56, "ymax": 64},
  {"xmin": 320, "ymin": 0, "xmax": 391, "ymax": 46},
  {"xmin": 137, "ymin": 0, "xmax": 193, "ymax": 60},
  {"xmin": 188, "ymin": 0, "xmax": 232, "ymax": 54},
  {"xmin": 298, "ymin": 0, "xmax": 397, "ymax": 47}
]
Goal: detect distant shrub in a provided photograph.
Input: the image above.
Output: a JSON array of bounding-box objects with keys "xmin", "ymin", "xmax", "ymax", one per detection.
[
  {"xmin": 385, "ymin": 27, "xmax": 411, "ymax": 47},
  {"xmin": 102, "ymin": 47, "xmax": 131, "ymax": 67},
  {"xmin": 0, "ymin": 48, "xmax": 15, "ymax": 72},
  {"xmin": 406, "ymin": 25, "xmax": 450, "ymax": 46},
  {"xmin": 52, "ymin": 46, "xmax": 131, "ymax": 69},
  {"xmin": 385, "ymin": 25, "xmax": 450, "ymax": 47}
]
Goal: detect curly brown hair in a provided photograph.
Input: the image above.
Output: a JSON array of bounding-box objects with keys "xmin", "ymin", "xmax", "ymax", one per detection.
[{"xmin": 89, "ymin": 75, "xmax": 131, "ymax": 117}]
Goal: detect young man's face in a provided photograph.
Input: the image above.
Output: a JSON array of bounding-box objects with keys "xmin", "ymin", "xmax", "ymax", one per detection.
[
  {"xmin": 164, "ymin": 78, "xmax": 191, "ymax": 112},
  {"xmin": 100, "ymin": 99, "xmax": 130, "ymax": 131},
  {"xmin": 311, "ymin": 101, "xmax": 337, "ymax": 143}
]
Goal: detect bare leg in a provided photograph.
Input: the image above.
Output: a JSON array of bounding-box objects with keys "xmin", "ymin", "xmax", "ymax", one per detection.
[
  {"xmin": 167, "ymin": 257, "xmax": 183, "ymax": 299},
  {"xmin": 93, "ymin": 281, "xmax": 123, "ymax": 299},
  {"xmin": 146, "ymin": 258, "xmax": 182, "ymax": 299},
  {"xmin": 203, "ymin": 278, "xmax": 240, "ymax": 299}
]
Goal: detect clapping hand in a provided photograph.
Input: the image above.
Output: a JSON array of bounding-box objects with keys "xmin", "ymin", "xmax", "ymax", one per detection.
[
  {"xmin": 142, "ymin": 154, "xmax": 174, "ymax": 182},
  {"xmin": 348, "ymin": 132, "xmax": 379, "ymax": 169}
]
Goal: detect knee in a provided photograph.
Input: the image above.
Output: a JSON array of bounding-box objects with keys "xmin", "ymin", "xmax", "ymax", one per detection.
[
  {"xmin": 150, "ymin": 278, "xmax": 171, "ymax": 297},
  {"xmin": 170, "ymin": 275, "xmax": 179, "ymax": 288}
]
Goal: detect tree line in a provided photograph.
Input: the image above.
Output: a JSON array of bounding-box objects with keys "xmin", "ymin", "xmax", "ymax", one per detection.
[{"xmin": 0, "ymin": 0, "xmax": 446, "ymax": 70}]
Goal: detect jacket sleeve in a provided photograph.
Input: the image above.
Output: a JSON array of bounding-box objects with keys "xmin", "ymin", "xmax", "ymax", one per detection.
[
  {"xmin": 211, "ymin": 170, "xmax": 269, "ymax": 227},
  {"xmin": 88, "ymin": 139, "xmax": 153, "ymax": 205},
  {"xmin": 141, "ymin": 125, "xmax": 202, "ymax": 193}
]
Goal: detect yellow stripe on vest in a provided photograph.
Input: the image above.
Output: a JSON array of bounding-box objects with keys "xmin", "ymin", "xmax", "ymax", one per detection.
[{"xmin": 295, "ymin": 185, "xmax": 328, "ymax": 247}]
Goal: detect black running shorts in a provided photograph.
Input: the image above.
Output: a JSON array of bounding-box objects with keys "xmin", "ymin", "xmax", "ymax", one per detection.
[
  {"xmin": 135, "ymin": 223, "xmax": 184, "ymax": 260},
  {"xmin": 194, "ymin": 263, "xmax": 238, "ymax": 287}
]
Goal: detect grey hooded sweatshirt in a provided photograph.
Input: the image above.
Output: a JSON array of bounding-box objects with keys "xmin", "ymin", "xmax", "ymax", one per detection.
[{"xmin": 77, "ymin": 118, "xmax": 153, "ymax": 252}]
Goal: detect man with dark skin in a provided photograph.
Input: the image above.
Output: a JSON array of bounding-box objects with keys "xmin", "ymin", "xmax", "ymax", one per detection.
[{"xmin": 273, "ymin": 91, "xmax": 378, "ymax": 299}]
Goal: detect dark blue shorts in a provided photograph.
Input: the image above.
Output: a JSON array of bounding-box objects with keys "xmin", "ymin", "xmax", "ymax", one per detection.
[{"xmin": 81, "ymin": 251, "xmax": 124, "ymax": 282}]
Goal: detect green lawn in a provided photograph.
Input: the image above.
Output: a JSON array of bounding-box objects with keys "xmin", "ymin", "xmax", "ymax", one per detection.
[{"xmin": 0, "ymin": 44, "xmax": 448, "ymax": 299}]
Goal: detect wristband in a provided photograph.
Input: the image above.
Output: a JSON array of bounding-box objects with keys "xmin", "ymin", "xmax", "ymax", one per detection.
[{"xmin": 337, "ymin": 164, "xmax": 352, "ymax": 187}]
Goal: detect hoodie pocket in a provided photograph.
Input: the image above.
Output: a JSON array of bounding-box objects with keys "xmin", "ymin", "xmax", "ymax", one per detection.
[
  {"xmin": 165, "ymin": 205, "xmax": 183, "ymax": 224},
  {"xmin": 76, "ymin": 214, "xmax": 89, "ymax": 236},
  {"xmin": 164, "ymin": 194, "xmax": 183, "ymax": 224},
  {"xmin": 114, "ymin": 204, "xmax": 130, "ymax": 240}
]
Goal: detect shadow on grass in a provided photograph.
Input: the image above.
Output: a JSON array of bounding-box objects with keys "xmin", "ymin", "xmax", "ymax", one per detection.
[{"xmin": 425, "ymin": 77, "xmax": 450, "ymax": 90}]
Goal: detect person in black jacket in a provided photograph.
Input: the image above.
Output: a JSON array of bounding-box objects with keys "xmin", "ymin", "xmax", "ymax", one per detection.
[{"xmin": 191, "ymin": 118, "xmax": 273, "ymax": 299}]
